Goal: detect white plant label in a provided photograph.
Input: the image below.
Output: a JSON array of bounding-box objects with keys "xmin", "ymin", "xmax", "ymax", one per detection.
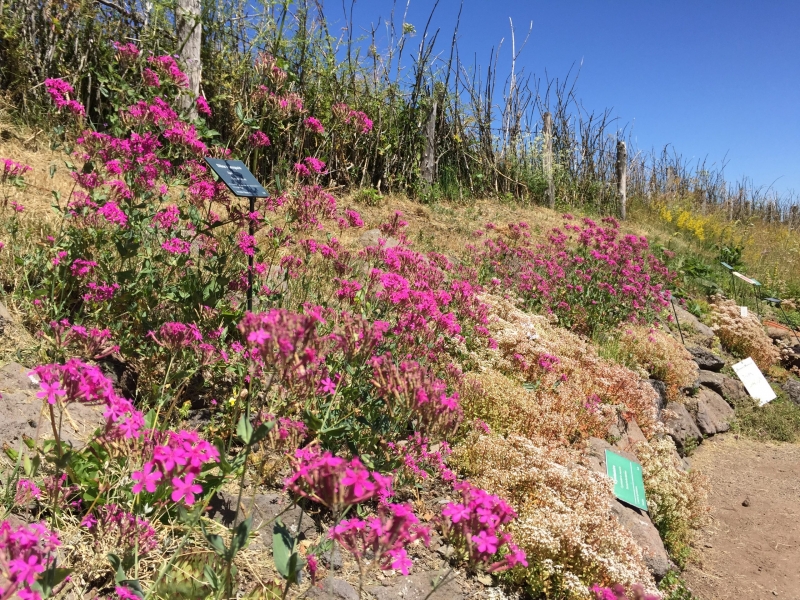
[
  {"xmin": 731, "ymin": 357, "xmax": 776, "ymax": 405},
  {"xmin": 740, "ymin": 306, "xmax": 748, "ymax": 318}
]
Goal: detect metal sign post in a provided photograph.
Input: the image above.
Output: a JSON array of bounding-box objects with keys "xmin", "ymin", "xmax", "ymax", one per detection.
[
  {"xmin": 204, "ymin": 158, "xmax": 268, "ymax": 312},
  {"xmin": 766, "ymin": 297, "xmax": 800, "ymax": 345}
]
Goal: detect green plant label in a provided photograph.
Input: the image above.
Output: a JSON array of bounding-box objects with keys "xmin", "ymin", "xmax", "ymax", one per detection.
[
  {"xmin": 204, "ymin": 158, "xmax": 268, "ymax": 197},
  {"xmin": 605, "ymin": 450, "xmax": 648, "ymax": 511}
]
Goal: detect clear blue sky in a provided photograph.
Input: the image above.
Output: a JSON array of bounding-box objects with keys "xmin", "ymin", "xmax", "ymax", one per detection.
[{"xmin": 345, "ymin": 1, "xmax": 799, "ymax": 195}]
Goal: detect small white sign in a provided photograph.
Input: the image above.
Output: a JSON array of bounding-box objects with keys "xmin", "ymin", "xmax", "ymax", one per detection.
[
  {"xmin": 740, "ymin": 306, "xmax": 749, "ymax": 318},
  {"xmin": 731, "ymin": 357, "xmax": 776, "ymax": 405}
]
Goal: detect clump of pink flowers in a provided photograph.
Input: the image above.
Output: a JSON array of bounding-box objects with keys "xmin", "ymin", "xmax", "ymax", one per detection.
[
  {"xmin": 1, "ymin": 158, "xmax": 31, "ymax": 182},
  {"xmin": 14, "ymin": 480, "xmax": 41, "ymax": 506},
  {"xmin": 196, "ymin": 96, "xmax": 212, "ymax": 117},
  {"xmin": 44, "ymin": 78, "xmax": 86, "ymax": 116},
  {"xmin": 440, "ymin": 481, "xmax": 527, "ymax": 573},
  {"xmin": 330, "ymin": 502, "xmax": 430, "ymax": 575},
  {"xmin": 249, "ymin": 131, "xmax": 271, "ymax": 147},
  {"xmin": 285, "ymin": 446, "xmax": 393, "ymax": 510},
  {"xmin": 82, "ymin": 504, "xmax": 158, "ymax": 555},
  {"xmin": 147, "ymin": 55, "xmax": 189, "ymax": 87},
  {"xmin": 132, "ymin": 429, "xmax": 220, "ymax": 505},
  {"xmin": 31, "ymin": 359, "xmax": 144, "ymax": 440},
  {"xmin": 0, "ymin": 519, "xmax": 61, "ymax": 600},
  {"xmin": 304, "ymin": 116, "xmax": 325, "ymax": 134},
  {"xmin": 294, "ymin": 156, "xmax": 326, "ymax": 177}
]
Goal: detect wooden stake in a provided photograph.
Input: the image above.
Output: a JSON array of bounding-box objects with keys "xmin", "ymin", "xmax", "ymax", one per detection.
[
  {"xmin": 543, "ymin": 111, "xmax": 554, "ymax": 210},
  {"xmin": 616, "ymin": 140, "xmax": 628, "ymax": 220},
  {"xmin": 421, "ymin": 99, "xmax": 438, "ymax": 186}
]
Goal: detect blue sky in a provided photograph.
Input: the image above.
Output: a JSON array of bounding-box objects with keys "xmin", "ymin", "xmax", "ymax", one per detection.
[{"xmin": 344, "ymin": 1, "xmax": 799, "ymax": 195}]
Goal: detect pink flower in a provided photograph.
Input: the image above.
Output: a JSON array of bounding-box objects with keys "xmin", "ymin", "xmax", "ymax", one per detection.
[
  {"xmin": 388, "ymin": 548, "xmax": 413, "ymax": 574},
  {"xmin": 162, "ymin": 238, "xmax": 191, "ymax": 255},
  {"xmin": 143, "ymin": 68, "xmax": 161, "ymax": 87},
  {"xmin": 249, "ymin": 131, "xmax": 271, "ymax": 147},
  {"xmin": 112, "ymin": 42, "xmax": 141, "ymax": 59},
  {"xmin": 304, "ymin": 116, "xmax": 325, "ymax": 134},
  {"xmin": 44, "ymin": 78, "xmax": 86, "ymax": 116},
  {"xmin": 196, "ymin": 96, "xmax": 212, "ymax": 117},
  {"xmin": 36, "ymin": 381, "xmax": 66, "ymax": 405},
  {"xmin": 98, "ymin": 201, "xmax": 128, "ymax": 226},
  {"xmin": 132, "ymin": 462, "xmax": 163, "ymax": 494},
  {"xmin": 152, "ymin": 205, "xmax": 180, "ymax": 229},
  {"xmin": 341, "ymin": 464, "xmax": 376, "ymax": 498},
  {"xmin": 171, "ymin": 472, "xmax": 203, "ymax": 505}
]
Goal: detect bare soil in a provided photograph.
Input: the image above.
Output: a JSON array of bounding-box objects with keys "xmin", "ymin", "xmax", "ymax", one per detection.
[{"xmin": 683, "ymin": 435, "xmax": 800, "ymax": 600}]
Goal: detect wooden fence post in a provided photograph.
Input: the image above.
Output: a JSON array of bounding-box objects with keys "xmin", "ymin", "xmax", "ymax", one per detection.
[
  {"xmin": 177, "ymin": 0, "xmax": 202, "ymax": 116},
  {"xmin": 420, "ymin": 99, "xmax": 438, "ymax": 186},
  {"xmin": 616, "ymin": 140, "xmax": 627, "ymax": 220},
  {"xmin": 543, "ymin": 111, "xmax": 554, "ymax": 210}
]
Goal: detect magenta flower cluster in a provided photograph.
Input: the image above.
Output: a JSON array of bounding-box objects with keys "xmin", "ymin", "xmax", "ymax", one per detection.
[
  {"xmin": 332, "ymin": 103, "xmax": 374, "ymax": 134},
  {"xmin": 476, "ymin": 215, "xmax": 673, "ymax": 334},
  {"xmin": 81, "ymin": 503, "xmax": 158, "ymax": 555},
  {"xmin": 44, "ymin": 78, "xmax": 86, "ymax": 116},
  {"xmin": 0, "ymin": 520, "xmax": 61, "ymax": 600},
  {"xmin": 31, "ymin": 359, "xmax": 144, "ymax": 440},
  {"xmin": 330, "ymin": 502, "xmax": 430, "ymax": 575},
  {"xmin": 132, "ymin": 429, "xmax": 220, "ymax": 505},
  {"xmin": 304, "ymin": 116, "xmax": 325, "ymax": 134},
  {"xmin": 294, "ymin": 156, "xmax": 327, "ymax": 177},
  {"xmin": 440, "ymin": 481, "xmax": 527, "ymax": 573},
  {"xmin": 146, "ymin": 55, "xmax": 190, "ymax": 87},
  {"xmin": 1, "ymin": 158, "xmax": 31, "ymax": 181},
  {"xmin": 285, "ymin": 446, "xmax": 393, "ymax": 510}
]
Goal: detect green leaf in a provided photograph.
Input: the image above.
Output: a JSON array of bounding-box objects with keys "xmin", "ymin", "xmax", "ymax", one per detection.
[
  {"xmin": 202, "ymin": 526, "xmax": 228, "ymax": 558},
  {"xmin": 250, "ymin": 421, "xmax": 276, "ymax": 445},
  {"xmin": 30, "ymin": 566, "xmax": 72, "ymax": 597},
  {"xmin": 108, "ymin": 553, "xmax": 125, "ymax": 583},
  {"xmin": 303, "ymin": 409, "xmax": 323, "ymax": 433},
  {"xmin": 203, "ymin": 564, "xmax": 221, "ymax": 592},
  {"xmin": 273, "ymin": 520, "xmax": 300, "ymax": 582},
  {"xmin": 143, "ymin": 409, "xmax": 157, "ymax": 430},
  {"xmin": 49, "ymin": 163, "xmax": 57, "ymax": 178},
  {"xmin": 236, "ymin": 414, "xmax": 253, "ymax": 445},
  {"xmin": 230, "ymin": 516, "xmax": 252, "ymax": 557}
]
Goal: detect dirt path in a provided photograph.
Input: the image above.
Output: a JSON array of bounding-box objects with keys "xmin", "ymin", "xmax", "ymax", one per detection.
[{"xmin": 683, "ymin": 435, "xmax": 800, "ymax": 600}]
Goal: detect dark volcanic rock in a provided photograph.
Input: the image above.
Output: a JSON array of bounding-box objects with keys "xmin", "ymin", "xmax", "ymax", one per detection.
[
  {"xmin": 688, "ymin": 347, "xmax": 725, "ymax": 372},
  {"xmin": 662, "ymin": 402, "xmax": 703, "ymax": 454},
  {"xmin": 647, "ymin": 379, "xmax": 669, "ymax": 412},
  {"xmin": 366, "ymin": 571, "xmax": 465, "ymax": 600},
  {"xmin": 208, "ymin": 492, "xmax": 316, "ymax": 550},
  {"xmin": 782, "ymin": 379, "xmax": 800, "ymax": 406},
  {"xmin": 694, "ymin": 388, "xmax": 735, "ymax": 435}
]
